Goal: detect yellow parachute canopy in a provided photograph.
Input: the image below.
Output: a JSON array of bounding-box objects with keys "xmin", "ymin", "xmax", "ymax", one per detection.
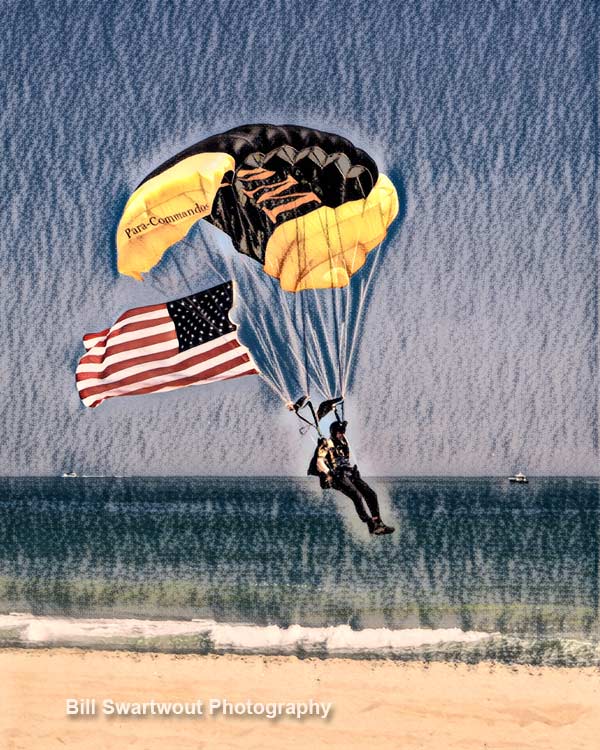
[
  {"xmin": 264, "ymin": 174, "xmax": 398, "ymax": 291},
  {"xmin": 116, "ymin": 125, "xmax": 399, "ymax": 291},
  {"xmin": 117, "ymin": 152, "xmax": 235, "ymax": 281}
]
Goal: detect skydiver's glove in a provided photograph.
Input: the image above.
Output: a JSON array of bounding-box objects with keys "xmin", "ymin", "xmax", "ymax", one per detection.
[{"xmin": 320, "ymin": 473, "xmax": 333, "ymax": 489}]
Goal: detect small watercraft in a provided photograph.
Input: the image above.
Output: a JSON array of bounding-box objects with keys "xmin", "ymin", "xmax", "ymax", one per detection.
[
  {"xmin": 508, "ymin": 472, "xmax": 528, "ymax": 484},
  {"xmin": 61, "ymin": 472, "xmax": 78, "ymax": 478}
]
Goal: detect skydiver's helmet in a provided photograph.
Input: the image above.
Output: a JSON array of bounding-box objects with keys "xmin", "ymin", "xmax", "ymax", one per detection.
[{"xmin": 329, "ymin": 420, "xmax": 348, "ymax": 437}]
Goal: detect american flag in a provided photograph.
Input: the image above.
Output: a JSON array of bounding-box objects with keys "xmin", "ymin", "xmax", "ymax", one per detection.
[{"xmin": 76, "ymin": 281, "xmax": 259, "ymax": 408}]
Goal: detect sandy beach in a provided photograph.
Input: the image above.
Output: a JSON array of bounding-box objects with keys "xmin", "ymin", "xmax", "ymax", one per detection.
[{"xmin": 1, "ymin": 650, "xmax": 599, "ymax": 750}]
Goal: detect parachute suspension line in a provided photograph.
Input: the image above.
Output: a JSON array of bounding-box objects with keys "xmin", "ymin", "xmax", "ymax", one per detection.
[
  {"xmin": 258, "ymin": 372, "xmax": 290, "ymax": 405},
  {"xmin": 311, "ymin": 287, "xmax": 336, "ymax": 398},
  {"xmin": 178, "ymin": 234, "xmax": 290, "ymax": 402},
  {"xmin": 342, "ymin": 245, "xmax": 382, "ymax": 395},
  {"xmin": 295, "ymin": 212, "xmax": 333, "ymax": 398},
  {"xmin": 151, "ymin": 241, "xmax": 236, "ymax": 336},
  {"xmin": 145, "ymin": 247, "xmax": 288, "ymax": 404},
  {"xmin": 299, "ymin": 291, "xmax": 311, "ymax": 395},
  {"xmin": 342, "ymin": 194, "xmax": 390, "ymax": 394},
  {"xmin": 219, "ymin": 280, "xmax": 291, "ymax": 401},
  {"xmin": 236, "ymin": 170, "xmax": 323, "ymax": 400},
  {"xmin": 338, "ymin": 178, "xmax": 370, "ymax": 394},
  {"xmin": 202, "ymin": 186, "xmax": 297, "ymax": 399},
  {"xmin": 329, "ymin": 287, "xmax": 343, "ymax": 397},
  {"xmin": 302, "ymin": 301, "xmax": 337, "ymax": 397},
  {"xmin": 243, "ymin": 281, "xmax": 310, "ymax": 399},
  {"xmin": 147, "ymin": 241, "xmax": 195, "ymax": 300},
  {"xmin": 217, "ymin": 257, "xmax": 314, "ymax": 403},
  {"xmin": 223, "ymin": 254, "xmax": 311, "ymax": 398},
  {"xmin": 171, "ymin": 250, "xmax": 195, "ymax": 295},
  {"xmin": 147, "ymin": 273, "xmax": 171, "ymax": 300},
  {"xmin": 223, "ymin": 187, "xmax": 314, "ymax": 398},
  {"xmin": 284, "ymin": 342, "xmax": 328, "ymax": 401},
  {"xmin": 294, "ymin": 215, "xmax": 311, "ymax": 396},
  {"xmin": 316, "ymin": 210, "xmax": 344, "ymax": 396},
  {"xmin": 298, "ymin": 223, "xmax": 337, "ymax": 398}
]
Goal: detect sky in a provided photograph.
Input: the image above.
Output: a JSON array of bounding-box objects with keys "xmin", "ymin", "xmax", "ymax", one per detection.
[{"xmin": 1, "ymin": 0, "xmax": 597, "ymax": 475}]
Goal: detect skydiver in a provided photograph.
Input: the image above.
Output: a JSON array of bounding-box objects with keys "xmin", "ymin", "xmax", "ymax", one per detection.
[{"xmin": 308, "ymin": 421, "xmax": 395, "ymax": 535}]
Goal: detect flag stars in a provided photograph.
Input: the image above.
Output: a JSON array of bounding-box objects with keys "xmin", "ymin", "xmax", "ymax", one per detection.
[{"xmin": 167, "ymin": 282, "xmax": 235, "ymax": 352}]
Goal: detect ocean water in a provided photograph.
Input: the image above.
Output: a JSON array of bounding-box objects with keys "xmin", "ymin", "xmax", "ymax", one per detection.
[{"xmin": 1, "ymin": 476, "xmax": 599, "ymax": 665}]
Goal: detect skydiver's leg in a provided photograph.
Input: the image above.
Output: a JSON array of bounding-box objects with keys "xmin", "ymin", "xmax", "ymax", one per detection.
[
  {"xmin": 351, "ymin": 469, "xmax": 395, "ymax": 534},
  {"xmin": 350, "ymin": 472, "xmax": 381, "ymax": 519},
  {"xmin": 331, "ymin": 472, "xmax": 372, "ymax": 525}
]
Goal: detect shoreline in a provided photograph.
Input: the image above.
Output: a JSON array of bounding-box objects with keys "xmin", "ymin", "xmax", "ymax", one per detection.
[
  {"xmin": 3, "ymin": 648, "xmax": 600, "ymax": 749},
  {"xmin": 2, "ymin": 613, "xmax": 599, "ymax": 668}
]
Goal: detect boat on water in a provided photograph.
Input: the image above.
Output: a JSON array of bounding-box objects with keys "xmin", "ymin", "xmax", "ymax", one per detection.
[
  {"xmin": 508, "ymin": 472, "xmax": 528, "ymax": 484},
  {"xmin": 61, "ymin": 472, "xmax": 78, "ymax": 478}
]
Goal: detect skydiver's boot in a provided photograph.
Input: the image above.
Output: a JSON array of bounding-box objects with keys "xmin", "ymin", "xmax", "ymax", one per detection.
[
  {"xmin": 366, "ymin": 518, "xmax": 376, "ymax": 534},
  {"xmin": 372, "ymin": 518, "xmax": 395, "ymax": 535}
]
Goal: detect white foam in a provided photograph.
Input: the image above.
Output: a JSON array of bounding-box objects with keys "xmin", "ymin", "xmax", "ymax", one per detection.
[{"xmin": 0, "ymin": 613, "xmax": 491, "ymax": 653}]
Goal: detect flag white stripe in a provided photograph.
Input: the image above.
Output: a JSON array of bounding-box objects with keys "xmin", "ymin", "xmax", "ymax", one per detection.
[
  {"xmin": 86, "ymin": 360, "xmax": 258, "ymax": 408},
  {"xmin": 107, "ymin": 307, "xmax": 169, "ymax": 332},
  {"xmin": 77, "ymin": 340, "xmax": 245, "ymax": 390},
  {"xmin": 82, "ymin": 309, "xmax": 169, "ymax": 349},
  {"xmin": 81, "ymin": 334, "xmax": 178, "ymax": 368},
  {"xmin": 129, "ymin": 360, "xmax": 258, "ymax": 395},
  {"xmin": 78, "ymin": 330, "xmax": 239, "ymax": 373},
  {"xmin": 86, "ymin": 321, "xmax": 176, "ymax": 351},
  {"xmin": 83, "ymin": 334, "xmax": 107, "ymax": 350},
  {"xmin": 81, "ymin": 347, "xmax": 254, "ymax": 406},
  {"xmin": 84, "ymin": 308, "xmax": 168, "ymax": 341}
]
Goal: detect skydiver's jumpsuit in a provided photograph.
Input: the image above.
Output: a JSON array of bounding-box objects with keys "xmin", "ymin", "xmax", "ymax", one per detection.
[{"xmin": 316, "ymin": 436, "xmax": 381, "ymax": 525}]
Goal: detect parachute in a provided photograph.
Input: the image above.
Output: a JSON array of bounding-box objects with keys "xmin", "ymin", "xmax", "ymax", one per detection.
[
  {"xmin": 116, "ymin": 124, "xmax": 399, "ymax": 426},
  {"xmin": 117, "ymin": 124, "xmax": 397, "ymax": 292}
]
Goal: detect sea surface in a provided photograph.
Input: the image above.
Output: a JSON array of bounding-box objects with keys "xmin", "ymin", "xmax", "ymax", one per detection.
[{"xmin": 1, "ymin": 476, "xmax": 599, "ymax": 665}]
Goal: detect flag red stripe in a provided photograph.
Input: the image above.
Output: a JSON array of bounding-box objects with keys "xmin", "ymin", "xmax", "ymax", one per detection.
[
  {"xmin": 78, "ymin": 330, "xmax": 178, "ymax": 364},
  {"xmin": 76, "ymin": 338, "xmax": 242, "ymax": 383},
  {"xmin": 78, "ymin": 345, "xmax": 248, "ymax": 400},
  {"xmin": 99, "ymin": 313, "xmax": 172, "ymax": 346},
  {"xmin": 88, "ymin": 366, "xmax": 259, "ymax": 408},
  {"xmin": 76, "ymin": 344, "xmax": 178, "ymax": 380},
  {"xmin": 114, "ymin": 302, "xmax": 165, "ymax": 325},
  {"xmin": 83, "ymin": 327, "xmax": 110, "ymax": 343},
  {"xmin": 83, "ymin": 306, "xmax": 168, "ymax": 346},
  {"xmin": 82, "ymin": 352, "xmax": 254, "ymax": 403}
]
